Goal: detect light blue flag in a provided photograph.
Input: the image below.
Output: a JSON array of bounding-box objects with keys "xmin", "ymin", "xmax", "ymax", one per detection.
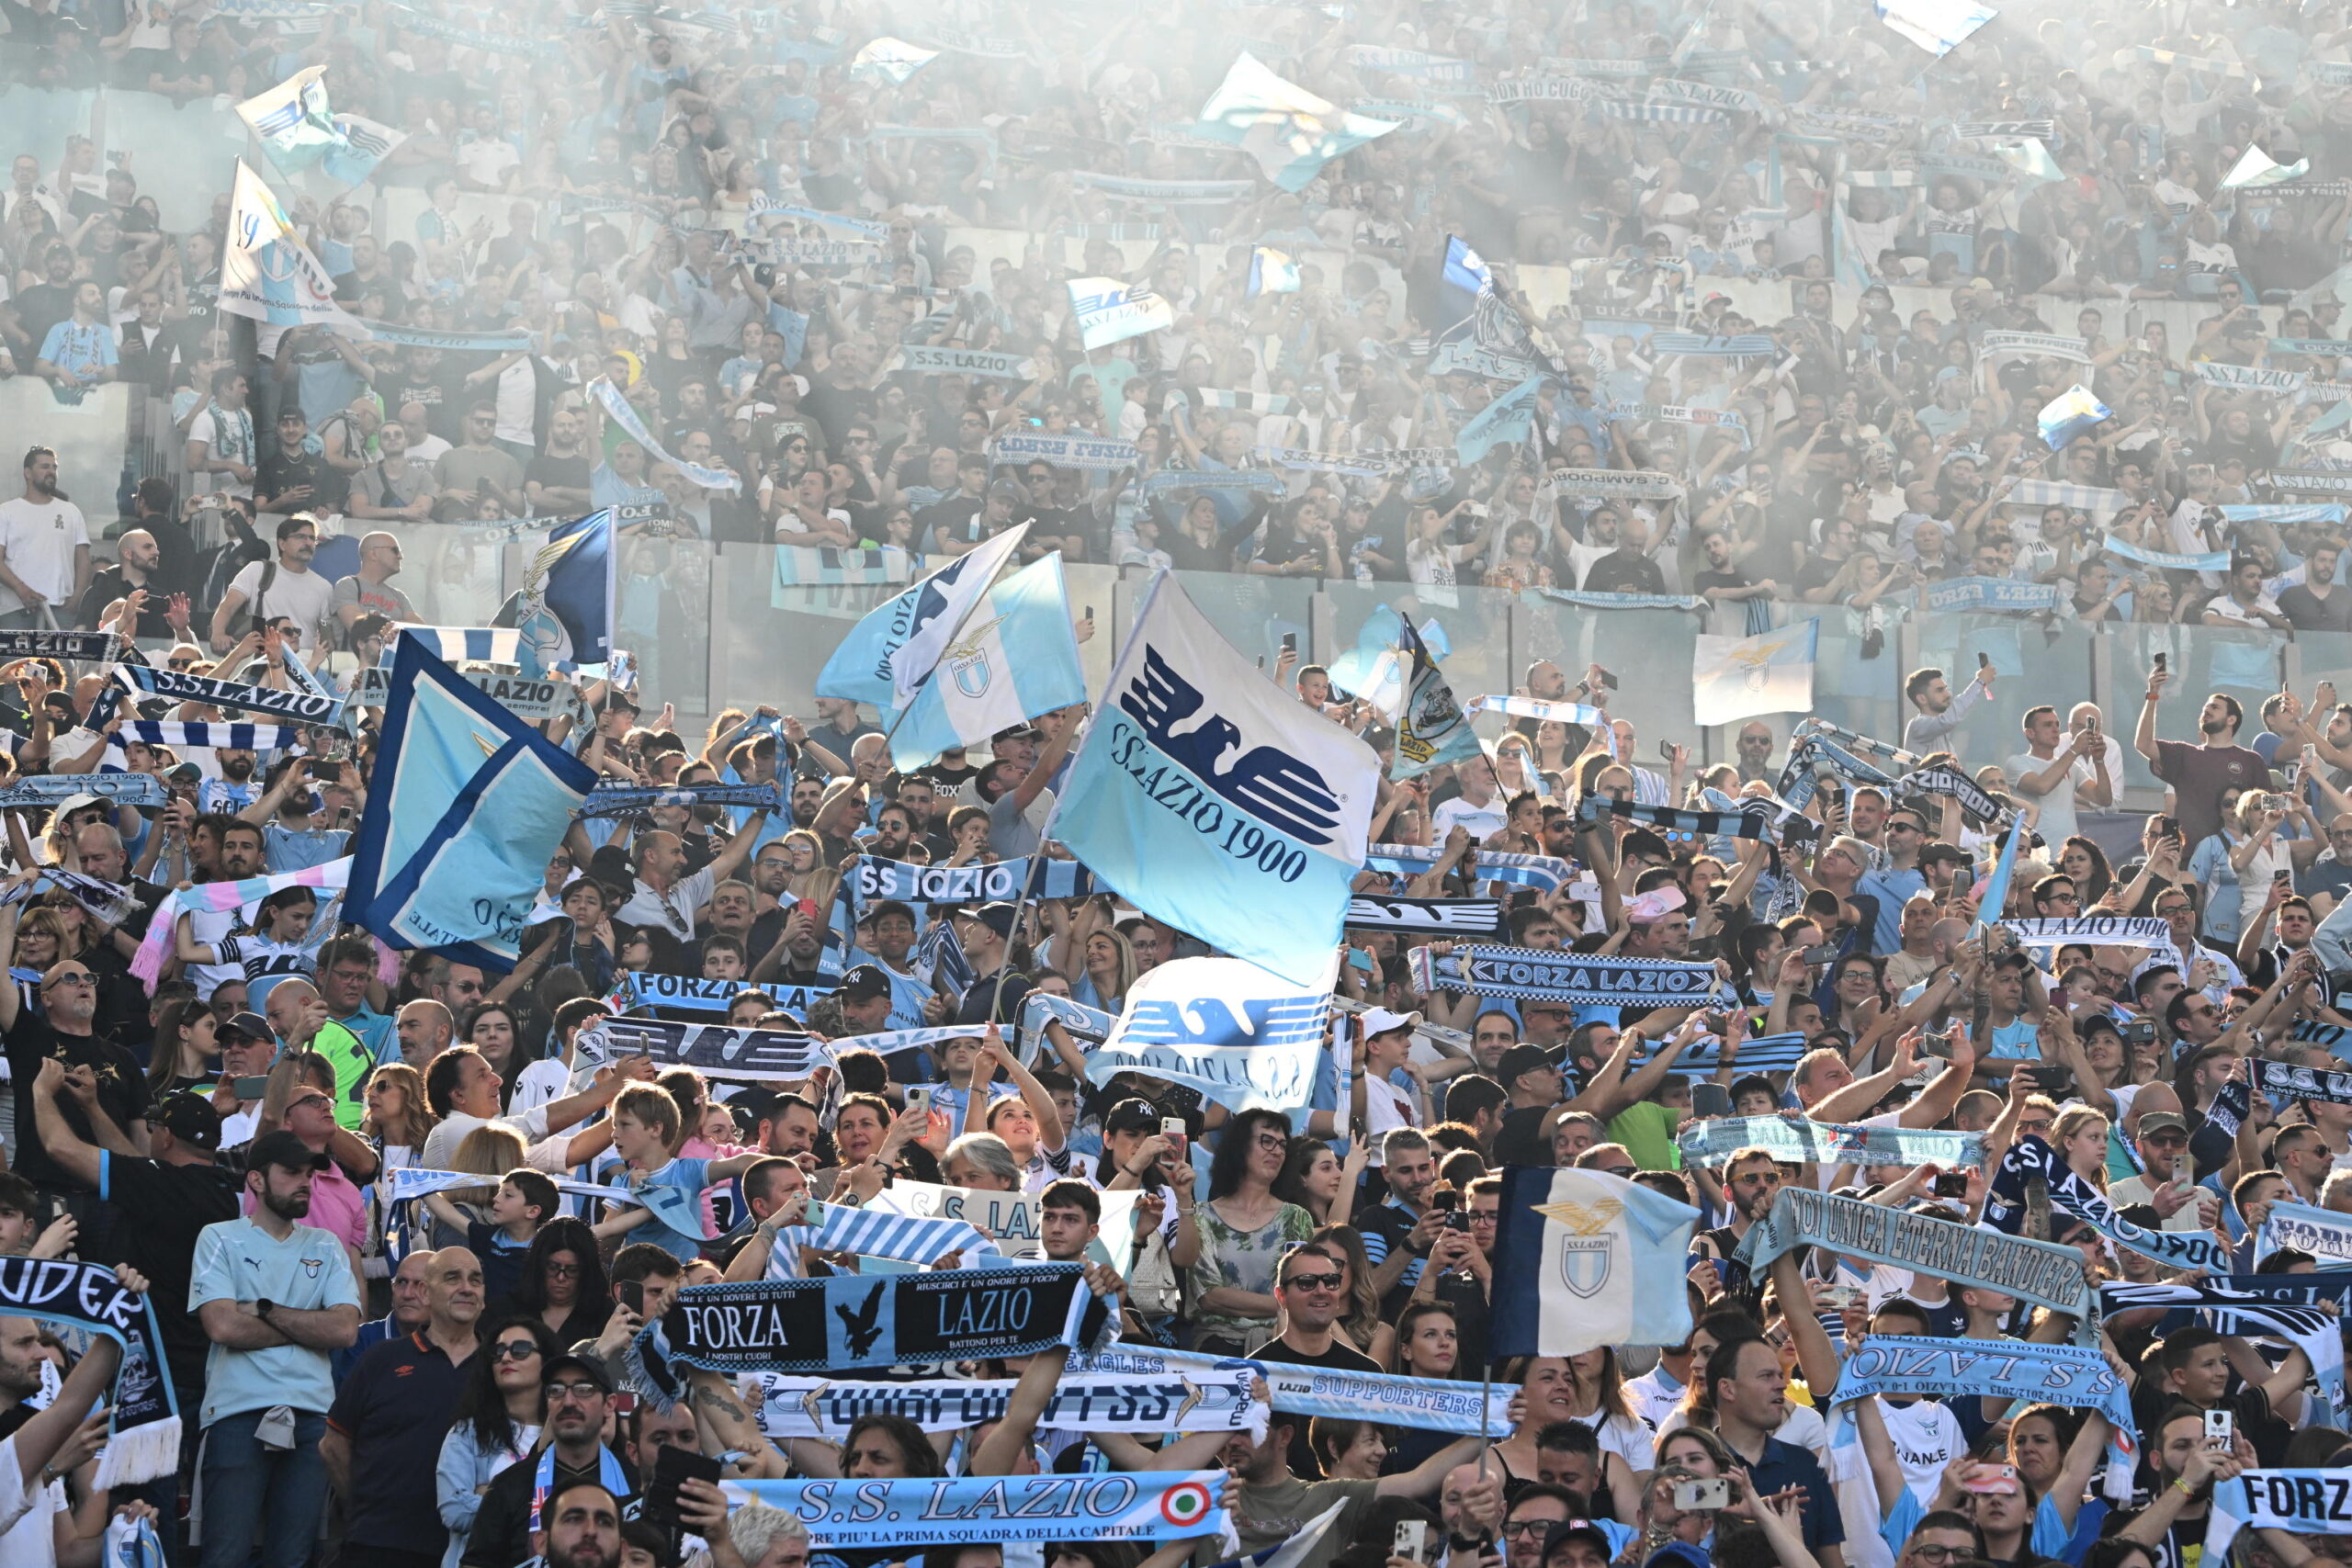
[
  {"xmin": 889, "ymin": 555, "xmax": 1088, "ymax": 770},
  {"xmin": 386, "ymin": 626, "xmax": 520, "ymax": 666},
  {"xmin": 220, "ymin": 162, "xmax": 367, "ymax": 333},
  {"xmin": 1691, "ymin": 618, "xmax": 1817, "ymax": 726},
  {"xmin": 2224, "ymin": 145, "xmax": 2311, "ymax": 188},
  {"xmin": 2038, "ymin": 385, "xmax": 2112, "ymax": 449},
  {"xmin": 1490, "ymin": 1167, "xmax": 1701, "ymax": 1357},
  {"xmin": 1069, "ymin": 278, "xmax": 1172, "ymax": 350},
  {"xmin": 233, "ymin": 67, "xmax": 407, "ymax": 189},
  {"xmin": 1080, "ymin": 957, "xmax": 1331, "ymax": 1113},
  {"xmin": 1975, "ymin": 814, "xmax": 2028, "ymax": 931},
  {"xmin": 1247, "ymin": 246, "xmax": 1302, "ymax": 297},
  {"xmin": 1455, "ymin": 376, "xmax": 1544, "ymax": 465},
  {"xmin": 1194, "ymin": 52, "xmax": 1399, "ymax": 193},
  {"xmin": 815, "ymin": 525, "xmax": 1028, "ymax": 710},
  {"xmin": 1049, "ymin": 571, "xmax": 1378, "ymax": 986},
  {"xmin": 511, "ymin": 510, "xmax": 613, "ymax": 670},
  {"xmin": 1877, "ymin": 0, "xmax": 1996, "ymax": 53},
  {"xmin": 1391, "ymin": 616, "xmax": 1479, "ymax": 780},
  {"xmin": 848, "ymin": 36, "xmax": 938, "ymax": 84},
  {"xmin": 345, "ymin": 636, "xmax": 597, "ymax": 970}
]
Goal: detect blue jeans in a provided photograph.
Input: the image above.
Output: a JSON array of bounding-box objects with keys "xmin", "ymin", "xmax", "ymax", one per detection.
[{"xmin": 198, "ymin": 1408, "xmax": 327, "ymax": 1568}]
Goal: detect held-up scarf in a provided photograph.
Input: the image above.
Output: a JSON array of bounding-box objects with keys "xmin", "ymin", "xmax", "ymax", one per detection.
[
  {"xmin": 1677, "ymin": 1115, "xmax": 1983, "ymax": 1170},
  {"xmin": 2207, "ymin": 1471, "xmax": 2352, "ymax": 1561},
  {"xmin": 113, "ymin": 663, "xmax": 344, "ymax": 726},
  {"xmin": 1823, "ymin": 1336, "xmax": 2136, "ymax": 1503},
  {"xmin": 578, "ymin": 783, "xmax": 783, "ymax": 818},
  {"xmin": 1021, "ymin": 992, "xmax": 1115, "ymax": 1046},
  {"xmin": 1363, "ymin": 842, "xmax": 1571, "ymax": 892},
  {"xmin": 2204, "ymin": 1057, "xmax": 2352, "ymax": 1141},
  {"xmin": 571, "ymin": 1020, "xmax": 831, "ymax": 1083},
  {"xmin": 1998, "ymin": 915, "xmax": 2174, "ymax": 952},
  {"xmin": 2256, "ymin": 1199, "xmax": 2352, "ymax": 1265},
  {"xmin": 35, "ymin": 869, "xmax": 142, "ymax": 929},
  {"xmin": 1580, "ymin": 794, "xmax": 1822, "ymax": 845},
  {"xmin": 747, "ymin": 1367, "xmax": 1267, "ymax": 1439},
  {"xmin": 1983, "ymin": 1134, "xmax": 2232, "ymax": 1274},
  {"xmin": 108, "ymin": 722, "xmax": 301, "ymax": 752},
  {"xmin": 2103, "ymin": 1279, "xmax": 2346, "ymax": 1425},
  {"xmin": 625, "ymin": 1265, "xmax": 1110, "ymax": 1404},
  {"xmin": 0, "ymin": 773, "xmax": 167, "ymax": 811},
  {"xmin": 762, "ymin": 1200, "xmax": 997, "ymax": 1277},
  {"xmin": 0, "ymin": 1258, "xmax": 180, "ymax": 1488},
  {"xmin": 1342, "ymin": 895, "xmax": 1507, "ymax": 939},
  {"xmin": 1069, "ymin": 1343, "xmax": 1513, "ymax": 1437},
  {"xmin": 1736, "ymin": 1187, "xmax": 2098, "ymax": 1340},
  {"xmin": 846, "ymin": 854, "xmax": 1094, "ymax": 911},
  {"xmin": 1667, "ymin": 1032, "xmax": 1811, "ymax": 1074},
  {"xmin": 1896, "ymin": 766, "xmax": 2013, "ymax": 825},
  {"xmin": 1777, "ymin": 734, "xmax": 1903, "ymax": 809},
  {"xmin": 1464, "ymin": 693, "xmax": 1611, "ymax": 727},
  {"xmin": 728, "ymin": 1474, "xmax": 1227, "ymax": 1548},
  {"xmin": 130, "ymin": 858, "xmax": 352, "ymax": 986},
  {"xmin": 614, "ymin": 973, "xmax": 832, "ymax": 1017},
  {"xmin": 0, "ymin": 630, "xmax": 120, "ymax": 661},
  {"xmin": 1410, "ymin": 942, "xmax": 1730, "ymax": 1007},
  {"xmin": 1794, "ymin": 717, "xmax": 1923, "ymax": 767}
]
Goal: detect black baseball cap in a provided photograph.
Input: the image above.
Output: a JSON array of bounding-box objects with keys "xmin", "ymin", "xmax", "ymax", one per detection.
[
  {"xmin": 152, "ymin": 1091, "xmax": 221, "ymax": 1152},
  {"xmin": 246, "ymin": 1131, "xmax": 329, "ymax": 1172},
  {"xmin": 1102, "ymin": 1097, "xmax": 1162, "ymax": 1136},
  {"xmin": 1497, "ymin": 1043, "xmax": 1560, "ymax": 1087},
  {"xmin": 961, "ymin": 902, "xmax": 1019, "ymax": 939},
  {"xmin": 839, "ymin": 964, "xmax": 892, "ymax": 1003},
  {"xmin": 542, "ymin": 1352, "xmax": 614, "ymax": 1393},
  {"xmin": 219, "ymin": 1010, "xmax": 273, "ymax": 1043}
]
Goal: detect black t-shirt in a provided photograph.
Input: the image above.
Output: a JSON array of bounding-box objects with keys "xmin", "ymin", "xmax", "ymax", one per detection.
[
  {"xmin": 6, "ymin": 1015, "xmax": 148, "ymax": 1192},
  {"xmin": 256, "ymin": 446, "xmax": 327, "ymax": 512},
  {"xmin": 97, "ymin": 1151, "xmax": 240, "ymax": 1392},
  {"xmin": 954, "ymin": 966, "xmax": 1031, "ymax": 1030},
  {"xmin": 1250, "ymin": 1334, "xmax": 1381, "ymax": 1478},
  {"xmin": 463, "ymin": 1447, "xmax": 640, "ymax": 1568},
  {"xmin": 526, "ymin": 453, "xmax": 594, "ymax": 502},
  {"xmin": 1580, "ymin": 549, "xmax": 1668, "ymax": 595}
]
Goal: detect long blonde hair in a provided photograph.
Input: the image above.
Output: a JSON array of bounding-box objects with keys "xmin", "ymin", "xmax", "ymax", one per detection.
[
  {"xmin": 2053, "ymin": 1104, "xmax": 2110, "ymax": 1190},
  {"xmin": 360, "ymin": 1063, "xmax": 436, "ymax": 1150},
  {"xmin": 447, "ymin": 1124, "xmax": 526, "ymax": 1204}
]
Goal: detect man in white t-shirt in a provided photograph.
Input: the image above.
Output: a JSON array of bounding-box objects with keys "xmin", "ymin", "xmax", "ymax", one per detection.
[
  {"xmin": 0, "ymin": 1305, "xmax": 130, "ymax": 1556},
  {"xmin": 608, "ymin": 814, "xmax": 771, "ymax": 944},
  {"xmin": 1432, "ymin": 754, "xmax": 1508, "ymax": 841},
  {"xmin": 2005, "ymin": 704, "xmax": 2110, "ymax": 847},
  {"xmin": 0, "ymin": 448, "xmax": 91, "ymax": 630},
  {"xmin": 208, "ymin": 514, "xmax": 337, "ymax": 652}
]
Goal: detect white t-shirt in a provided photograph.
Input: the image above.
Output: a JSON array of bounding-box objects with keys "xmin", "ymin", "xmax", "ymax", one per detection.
[
  {"xmin": 1877, "ymin": 1394, "xmax": 1965, "ymax": 1503},
  {"xmin": 0, "ymin": 1435, "xmax": 51, "ymax": 1568},
  {"xmin": 2005, "ymin": 749, "xmax": 2081, "ymax": 845},
  {"xmin": 1432, "ymin": 795, "xmax": 1507, "ymax": 842},
  {"xmin": 0, "ymin": 498, "xmax": 87, "ymax": 615},
  {"xmin": 227, "ymin": 559, "xmax": 338, "ymax": 643}
]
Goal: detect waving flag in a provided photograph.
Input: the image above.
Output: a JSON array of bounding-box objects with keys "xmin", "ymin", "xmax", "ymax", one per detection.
[
  {"xmin": 1455, "ymin": 375, "xmax": 1544, "ymax": 464},
  {"xmin": 1085, "ymin": 957, "xmax": 1333, "ymax": 1113},
  {"xmin": 2225, "ymin": 145, "xmax": 2311, "ymax": 187},
  {"xmin": 1691, "ymin": 618, "xmax": 1817, "ymax": 726},
  {"xmin": 1490, "ymin": 1167, "xmax": 1702, "ymax": 1357},
  {"xmin": 220, "ymin": 162, "xmax": 368, "ymax": 333},
  {"xmin": 849, "ymin": 36, "xmax": 938, "ymax": 84},
  {"xmin": 1069, "ymin": 278, "xmax": 1172, "ymax": 351},
  {"xmin": 1876, "ymin": 0, "xmax": 1996, "ymax": 53},
  {"xmin": 2038, "ymin": 385, "xmax": 2112, "ymax": 450},
  {"xmin": 1391, "ymin": 616, "xmax": 1478, "ymax": 781},
  {"xmin": 1246, "ymin": 246, "xmax": 1302, "ymax": 298},
  {"xmin": 511, "ymin": 510, "xmax": 614, "ymax": 670},
  {"xmin": 235, "ymin": 67, "xmax": 406, "ymax": 188},
  {"xmin": 1194, "ymin": 51, "xmax": 1399, "ymax": 192},
  {"xmin": 1051, "ymin": 571, "xmax": 1377, "ymax": 985},
  {"xmin": 816, "ymin": 524, "xmax": 1029, "ymax": 709},
  {"xmin": 888, "ymin": 556, "xmax": 1088, "ymax": 770},
  {"xmin": 346, "ymin": 637, "xmax": 597, "ymax": 970}
]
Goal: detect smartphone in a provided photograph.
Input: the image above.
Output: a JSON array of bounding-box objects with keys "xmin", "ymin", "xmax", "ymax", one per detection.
[
  {"xmin": 645, "ymin": 1442, "xmax": 724, "ymax": 1527},
  {"xmin": 909, "ymin": 1086, "xmax": 933, "ymax": 1119},
  {"xmin": 1281, "ymin": 632, "xmax": 1298, "ymax": 653},
  {"xmin": 1673, "ymin": 1478, "xmax": 1731, "ymax": 1511},
  {"xmin": 1976, "ymin": 650, "xmax": 1991, "ymax": 670},
  {"xmin": 1799, "ymin": 943, "xmax": 1839, "ymax": 965},
  {"xmin": 2154, "ymin": 651, "xmax": 2167, "ymax": 672},
  {"xmin": 618, "ymin": 1280, "xmax": 646, "ymax": 1318},
  {"xmin": 1932, "ymin": 1170, "xmax": 1970, "ymax": 1199},
  {"xmin": 1593, "ymin": 668, "xmax": 1619, "ymax": 690},
  {"xmin": 231, "ymin": 1076, "xmax": 271, "ymax": 1099},
  {"xmin": 1160, "ymin": 1115, "xmax": 1188, "ymax": 1162},
  {"xmin": 2205, "ymin": 1408, "xmax": 2234, "ymax": 1448},
  {"xmin": 1962, "ymin": 1464, "xmax": 2020, "ymax": 1495},
  {"xmin": 1918, "ymin": 1028, "xmax": 1955, "ymax": 1060},
  {"xmin": 1394, "ymin": 1522, "xmax": 1429, "ymax": 1562},
  {"xmin": 1691, "ymin": 1081, "xmax": 1733, "ymax": 1118},
  {"xmin": 1085, "ymin": 605, "xmax": 1094, "ymax": 621},
  {"xmin": 1817, "ymin": 1285, "xmax": 1866, "ymax": 1311},
  {"xmin": 2277, "ymin": 868, "xmax": 2294, "ymax": 886},
  {"xmin": 1430, "ymin": 1188, "xmax": 1460, "ymax": 1213},
  {"xmin": 796, "ymin": 897, "xmax": 820, "ymax": 920}
]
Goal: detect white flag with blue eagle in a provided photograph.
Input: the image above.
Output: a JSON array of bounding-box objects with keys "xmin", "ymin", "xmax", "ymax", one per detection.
[{"xmin": 1051, "ymin": 572, "xmax": 1376, "ymax": 986}]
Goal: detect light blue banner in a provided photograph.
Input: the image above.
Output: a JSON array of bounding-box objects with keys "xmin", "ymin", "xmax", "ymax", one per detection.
[
  {"xmin": 1070, "ymin": 1344, "xmax": 1510, "ymax": 1436},
  {"xmin": 730, "ymin": 1473, "xmax": 1227, "ymax": 1546}
]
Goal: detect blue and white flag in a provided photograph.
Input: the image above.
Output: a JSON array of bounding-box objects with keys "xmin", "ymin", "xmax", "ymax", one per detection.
[
  {"xmin": 1193, "ymin": 51, "xmax": 1399, "ymax": 192},
  {"xmin": 1051, "ymin": 572, "xmax": 1377, "ymax": 986},
  {"xmin": 914, "ymin": 915, "xmax": 974, "ymax": 994},
  {"xmin": 1070, "ymin": 277, "xmax": 1173, "ymax": 351},
  {"xmin": 848, "ymin": 35, "xmax": 938, "ymax": 83},
  {"xmin": 2038, "ymin": 385, "xmax": 2112, "ymax": 450},
  {"xmin": 345, "ymin": 637, "xmax": 597, "ymax": 970},
  {"xmin": 389, "ymin": 626, "xmax": 520, "ymax": 666},
  {"xmin": 1692, "ymin": 619, "xmax": 1817, "ymax": 727},
  {"xmin": 220, "ymin": 162, "xmax": 367, "ymax": 333},
  {"xmin": 2207, "ymin": 1472, "xmax": 2352, "ymax": 1561},
  {"xmin": 2225, "ymin": 146, "xmax": 2310, "ymax": 188},
  {"xmin": 1391, "ymin": 616, "xmax": 1478, "ymax": 781},
  {"xmin": 1877, "ymin": 0, "xmax": 1996, "ymax": 54},
  {"xmin": 1455, "ymin": 376, "xmax": 1544, "ymax": 465},
  {"xmin": 816, "ymin": 525, "xmax": 1029, "ymax": 709},
  {"xmin": 2256, "ymin": 1199, "xmax": 2352, "ymax": 1265},
  {"xmin": 1072, "ymin": 1345, "xmax": 1510, "ymax": 1438},
  {"xmin": 728, "ymin": 1474, "xmax": 1225, "ymax": 1548},
  {"xmin": 233, "ymin": 67, "xmax": 404, "ymax": 189},
  {"xmin": 888, "ymin": 556, "xmax": 1087, "ymax": 771},
  {"xmin": 1082, "ymin": 956, "xmax": 1330, "ymax": 1113},
  {"xmin": 1247, "ymin": 246, "xmax": 1302, "ymax": 297},
  {"xmin": 590, "ymin": 378, "xmax": 741, "ymax": 492},
  {"xmin": 1490, "ymin": 1167, "xmax": 1702, "ymax": 1358},
  {"xmin": 512, "ymin": 510, "xmax": 613, "ymax": 670},
  {"xmin": 109, "ymin": 722, "xmax": 299, "ymax": 753}
]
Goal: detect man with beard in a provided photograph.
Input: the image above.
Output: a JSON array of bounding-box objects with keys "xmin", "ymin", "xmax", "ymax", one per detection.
[
  {"xmin": 1356, "ymin": 1127, "xmax": 1443, "ymax": 1316},
  {"xmin": 1686, "ymin": 1146, "xmax": 1782, "ymax": 1310},
  {"xmin": 0, "ymin": 1303, "xmax": 130, "ymax": 1550},
  {"xmin": 189, "ymin": 1130, "xmax": 362, "ymax": 1568},
  {"xmin": 209, "ymin": 514, "xmax": 335, "ymax": 654},
  {"xmin": 462, "ymin": 1356, "xmax": 639, "ymax": 1568},
  {"xmin": 1250, "ymin": 1243, "xmax": 1380, "ymax": 1477},
  {"xmin": 0, "ymin": 446, "xmax": 92, "ymax": 633},
  {"xmin": 0, "ymin": 897, "xmax": 147, "ymax": 1243},
  {"xmin": 199, "ymin": 747, "xmax": 263, "ymax": 816},
  {"xmin": 2135, "ymin": 664, "xmax": 2274, "ymax": 849},
  {"xmin": 538, "ymin": 1483, "xmax": 624, "ymax": 1568},
  {"xmin": 2111, "ymin": 1406, "xmax": 2255, "ymax": 1566}
]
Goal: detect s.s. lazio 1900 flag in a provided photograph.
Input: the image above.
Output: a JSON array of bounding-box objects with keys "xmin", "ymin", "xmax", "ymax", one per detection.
[
  {"xmin": 1069, "ymin": 279, "xmax": 1172, "ymax": 351},
  {"xmin": 1691, "ymin": 618, "xmax": 1818, "ymax": 727},
  {"xmin": 1391, "ymin": 615, "xmax": 1478, "ymax": 781},
  {"xmin": 345, "ymin": 636, "xmax": 597, "ymax": 970},
  {"xmin": 510, "ymin": 510, "xmax": 613, "ymax": 670},
  {"xmin": 1050, "ymin": 571, "xmax": 1377, "ymax": 986},
  {"xmin": 888, "ymin": 554, "xmax": 1087, "ymax": 771},
  {"xmin": 220, "ymin": 161, "xmax": 368, "ymax": 333},
  {"xmin": 1489, "ymin": 1167, "xmax": 1702, "ymax": 1357},
  {"xmin": 816, "ymin": 524, "xmax": 1028, "ymax": 710}
]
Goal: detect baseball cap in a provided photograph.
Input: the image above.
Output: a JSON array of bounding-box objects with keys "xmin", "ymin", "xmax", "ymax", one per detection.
[
  {"xmin": 1541, "ymin": 1522, "xmax": 1615, "ymax": 1563},
  {"xmin": 2137, "ymin": 1111, "xmax": 2189, "ymax": 1137},
  {"xmin": 1497, "ymin": 1043, "xmax": 1560, "ymax": 1087},
  {"xmin": 246, "ymin": 1131, "xmax": 328, "ymax": 1172},
  {"xmin": 53, "ymin": 795, "xmax": 107, "ymax": 818},
  {"xmin": 152, "ymin": 1091, "xmax": 221, "ymax": 1152},
  {"xmin": 541, "ymin": 1352, "xmax": 614, "ymax": 1393},
  {"xmin": 1361, "ymin": 1007, "xmax": 1423, "ymax": 1038},
  {"xmin": 219, "ymin": 1011, "xmax": 273, "ymax": 1043},
  {"xmin": 1102, "ymin": 1097, "xmax": 1162, "ymax": 1137},
  {"xmin": 961, "ymin": 902, "xmax": 1019, "ymax": 940},
  {"xmin": 839, "ymin": 964, "xmax": 892, "ymax": 1003}
]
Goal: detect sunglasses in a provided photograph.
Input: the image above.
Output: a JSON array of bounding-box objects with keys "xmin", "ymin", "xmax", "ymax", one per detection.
[
  {"xmin": 492, "ymin": 1341, "xmax": 541, "ymax": 1361},
  {"xmin": 546, "ymin": 1381, "xmax": 605, "ymax": 1402},
  {"xmin": 1282, "ymin": 1271, "xmax": 1343, "ymax": 1292}
]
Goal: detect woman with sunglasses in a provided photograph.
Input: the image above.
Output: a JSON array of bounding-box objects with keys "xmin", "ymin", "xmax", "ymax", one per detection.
[
  {"xmin": 511, "ymin": 1216, "xmax": 609, "ymax": 1346},
  {"xmin": 1186, "ymin": 1108, "xmax": 1317, "ymax": 1357},
  {"xmin": 436, "ymin": 1316, "xmax": 557, "ymax": 1568}
]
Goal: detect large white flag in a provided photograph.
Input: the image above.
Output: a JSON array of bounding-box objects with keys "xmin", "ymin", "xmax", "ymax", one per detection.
[
  {"xmin": 1691, "ymin": 618, "xmax": 1819, "ymax": 727},
  {"xmin": 220, "ymin": 162, "xmax": 368, "ymax": 333}
]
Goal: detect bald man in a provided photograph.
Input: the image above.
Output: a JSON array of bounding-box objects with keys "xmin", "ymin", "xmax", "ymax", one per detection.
[
  {"xmin": 77, "ymin": 526, "xmax": 180, "ymax": 636},
  {"xmin": 334, "ymin": 530, "xmax": 418, "ymax": 628},
  {"xmin": 397, "ymin": 998, "xmax": 455, "ymax": 1072}
]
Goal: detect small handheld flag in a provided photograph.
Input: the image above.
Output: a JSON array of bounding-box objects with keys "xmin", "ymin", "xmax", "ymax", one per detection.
[
  {"xmin": 2038, "ymin": 385, "xmax": 2113, "ymax": 450},
  {"xmin": 1489, "ymin": 1167, "xmax": 1702, "ymax": 1358}
]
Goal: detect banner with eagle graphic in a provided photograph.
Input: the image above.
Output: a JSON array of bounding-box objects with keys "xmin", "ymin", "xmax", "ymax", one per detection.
[{"xmin": 1489, "ymin": 1168, "xmax": 1702, "ymax": 1359}]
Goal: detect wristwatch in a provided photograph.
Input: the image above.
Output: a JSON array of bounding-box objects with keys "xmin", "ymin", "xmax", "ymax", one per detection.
[
  {"xmin": 254, "ymin": 1299, "xmax": 276, "ymax": 1320},
  {"xmin": 1446, "ymin": 1535, "xmax": 1488, "ymax": 1556}
]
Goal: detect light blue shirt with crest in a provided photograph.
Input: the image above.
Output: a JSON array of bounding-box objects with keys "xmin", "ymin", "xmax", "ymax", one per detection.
[{"xmin": 187, "ymin": 1214, "xmax": 362, "ymax": 1426}]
